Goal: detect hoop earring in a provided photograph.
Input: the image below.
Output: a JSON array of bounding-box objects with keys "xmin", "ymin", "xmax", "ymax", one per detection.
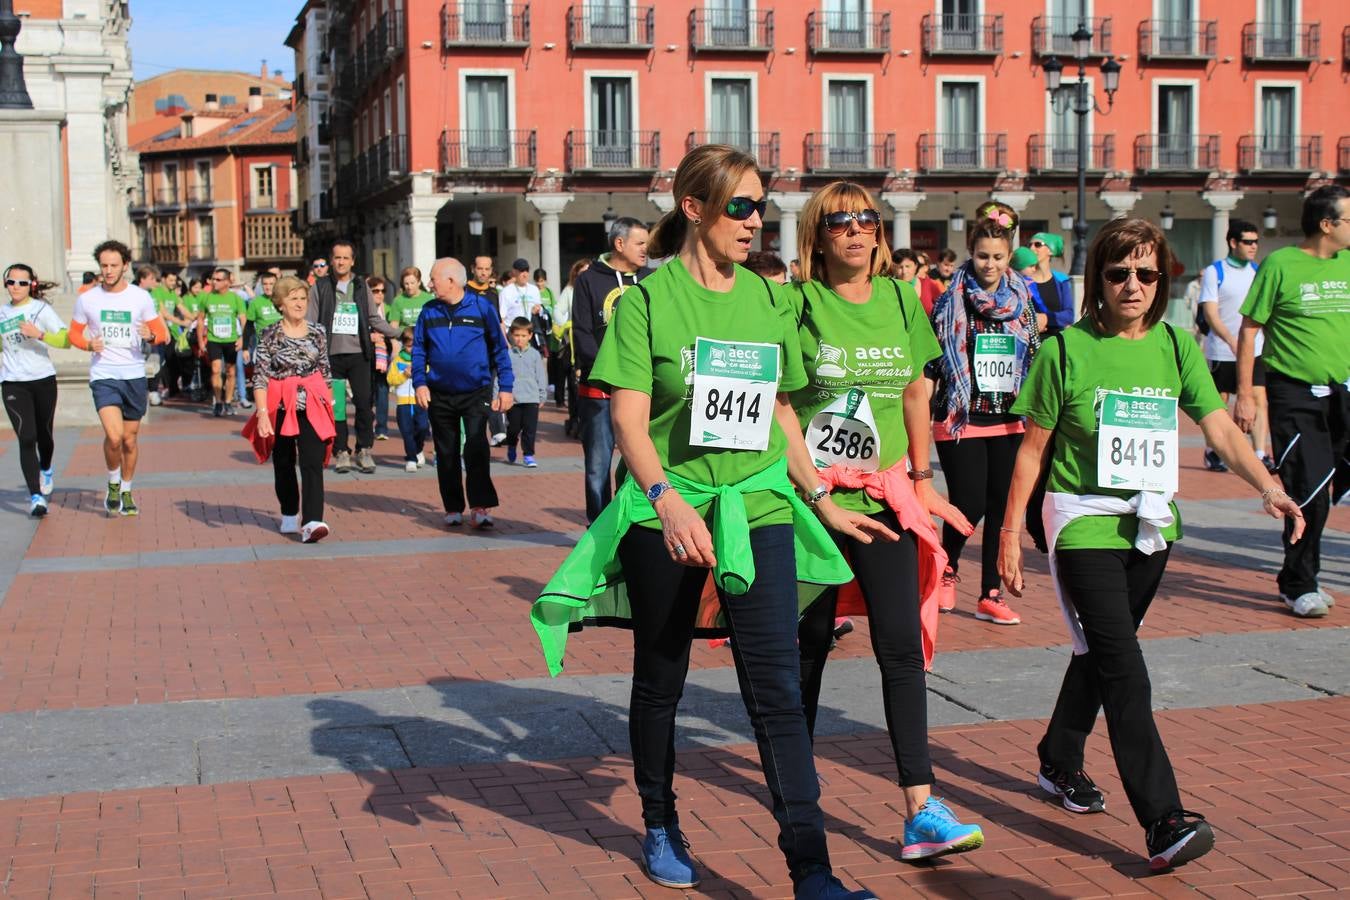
[{"xmin": 692, "ymin": 218, "xmax": 701, "ymax": 226}]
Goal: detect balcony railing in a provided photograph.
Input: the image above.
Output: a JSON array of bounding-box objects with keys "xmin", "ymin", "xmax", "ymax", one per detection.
[
  {"xmin": 807, "ymin": 9, "xmax": 890, "ymax": 54},
  {"xmin": 918, "ymin": 133, "xmax": 1007, "ymax": 172},
  {"xmin": 187, "ymin": 184, "xmax": 212, "ymax": 206},
  {"xmin": 804, "ymin": 133, "xmax": 895, "ymax": 173},
  {"xmin": 1138, "ymin": 19, "xmax": 1217, "ymax": 60},
  {"xmin": 1242, "ymin": 22, "xmax": 1319, "ymax": 62},
  {"xmin": 1133, "ymin": 134, "xmax": 1221, "ymax": 172},
  {"xmin": 1237, "ymin": 135, "xmax": 1321, "ymax": 172},
  {"xmin": 188, "ymin": 243, "xmax": 216, "ymax": 262},
  {"xmin": 440, "ymin": 129, "xmax": 537, "ymax": 171},
  {"xmin": 1027, "ymin": 134, "xmax": 1115, "ymax": 172},
  {"xmin": 1345, "ymin": 25, "xmax": 1350, "ymax": 64},
  {"xmin": 1340, "ymin": 136, "xmax": 1350, "ymax": 173},
  {"xmin": 565, "ymin": 130, "xmax": 660, "ymax": 172},
  {"xmin": 244, "ymin": 213, "xmax": 305, "ymax": 261},
  {"xmin": 442, "ymin": 2, "xmax": 530, "ymax": 47},
  {"xmin": 129, "ymin": 187, "xmax": 149, "ymax": 212},
  {"xmin": 688, "ymin": 7, "xmax": 772, "ymax": 53},
  {"xmin": 1031, "ymin": 16, "xmax": 1112, "ymax": 57},
  {"xmin": 686, "ymin": 131, "xmax": 780, "ymax": 170},
  {"xmin": 154, "ymin": 189, "xmax": 181, "ymax": 210},
  {"xmin": 566, "ymin": 5, "xmax": 654, "ymax": 49},
  {"xmin": 348, "ymin": 7, "xmax": 405, "ymax": 97},
  {"xmin": 922, "ymin": 13, "xmax": 1003, "ymax": 56},
  {"xmin": 247, "ymin": 193, "xmax": 277, "ymax": 212},
  {"xmin": 150, "ymin": 245, "xmax": 186, "ymax": 266}
]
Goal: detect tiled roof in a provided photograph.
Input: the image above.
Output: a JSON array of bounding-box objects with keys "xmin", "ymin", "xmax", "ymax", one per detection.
[{"xmin": 132, "ymin": 102, "xmax": 296, "ymax": 156}]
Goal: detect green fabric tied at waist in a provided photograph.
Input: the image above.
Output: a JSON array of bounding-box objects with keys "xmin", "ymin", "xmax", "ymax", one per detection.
[{"xmin": 529, "ymin": 457, "xmax": 853, "ymax": 676}]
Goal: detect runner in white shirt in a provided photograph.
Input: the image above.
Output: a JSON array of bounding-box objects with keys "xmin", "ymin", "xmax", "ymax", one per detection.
[
  {"xmin": 497, "ymin": 258, "xmax": 543, "ymax": 329},
  {"xmin": 1197, "ymin": 219, "xmax": 1271, "ymax": 473},
  {"xmin": 69, "ymin": 240, "xmax": 169, "ymax": 517}
]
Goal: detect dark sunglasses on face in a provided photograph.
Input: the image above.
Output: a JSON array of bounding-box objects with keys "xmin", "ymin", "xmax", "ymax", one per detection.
[
  {"xmin": 724, "ymin": 196, "xmax": 768, "ymax": 221},
  {"xmin": 1028, "ymin": 240, "xmax": 1047, "ymax": 249},
  {"xmin": 5, "ymin": 279, "xmax": 31, "ymax": 287},
  {"xmin": 1236, "ymin": 238, "xmax": 1259, "ymax": 246},
  {"xmin": 823, "ymin": 209, "xmax": 881, "ymax": 235},
  {"xmin": 313, "ymin": 262, "xmax": 328, "ymax": 269},
  {"xmin": 1103, "ymin": 266, "xmax": 1161, "ymax": 286}
]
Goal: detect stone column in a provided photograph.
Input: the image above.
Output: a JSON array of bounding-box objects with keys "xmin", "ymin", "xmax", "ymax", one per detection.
[
  {"xmin": 0, "ymin": 109, "xmax": 66, "ymax": 283},
  {"xmin": 405, "ymin": 172, "xmax": 443, "ymax": 274},
  {"xmin": 527, "ymin": 192, "xmax": 572, "ymax": 287},
  {"xmin": 991, "ymin": 190, "xmax": 1035, "ymax": 244},
  {"xmin": 770, "ymin": 191, "xmax": 811, "ymax": 263},
  {"xmin": 1202, "ymin": 190, "xmax": 1244, "ymax": 262},
  {"xmin": 1099, "ymin": 191, "xmax": 1142, "ymax": 220},
  {"xmin": 881, "ymin": 191, "xmax": 925, "ymax": 250}
]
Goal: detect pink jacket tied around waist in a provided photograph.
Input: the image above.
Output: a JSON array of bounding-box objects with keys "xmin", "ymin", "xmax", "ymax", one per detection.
[{"xmin": 242, "ymin": 373, "xmax": 337, "ymax": 467}]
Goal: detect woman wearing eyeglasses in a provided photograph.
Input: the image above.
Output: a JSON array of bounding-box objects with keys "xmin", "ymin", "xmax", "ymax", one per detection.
[
  {"xmin": 1025, "ymin": 233, "xmax": 1076, "ymax": 336},
  {"xmin": 787, "ymin": 183, "xmax": 985, "ymax": 862},
  {"xmin": 998, "ymin": 218, "xmax": 1303, "ymax": 870},
  {"xmin": 2, "ymin": 264, "xmax": 70, "ymax": 517},
  {"xmin": 928, "ymin": 200, "xmax": 1040, "ymax": 625},
  {"xmin": 532, "ymin": 146, "xmax": 876, "ymax": 900}
]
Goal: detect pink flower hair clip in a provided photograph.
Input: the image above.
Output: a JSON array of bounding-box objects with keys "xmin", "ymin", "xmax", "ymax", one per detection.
[{"xmin": 985, "ymin": 209, "xmax": 1013, "ymax": 228}]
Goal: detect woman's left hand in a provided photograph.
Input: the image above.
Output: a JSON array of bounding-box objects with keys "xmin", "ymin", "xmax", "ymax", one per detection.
[
  {"xmin": 1262, "ymin": 489, "xmax": 1305, "ymax": 543},
  {"xmin": 915, "ymin": 479, "xmax": 974, "ymax": 536},
  {"xmin": 18, "ymin": 320, "xmax": 41, "ymax": 339},
  {"xmin": 254, "ymin": 408, "xmax": 273, "ymax": 439},
  {"xmin": 814, "ymin": 497, "xmax": 899, "ymax": 544}
]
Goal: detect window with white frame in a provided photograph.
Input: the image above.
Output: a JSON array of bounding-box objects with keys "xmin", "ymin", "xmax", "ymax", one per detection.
[
  {"xmin": 940, "ymin": 81, "xmax": 980, "ymax": 166},
  {"xmin": 709, "ymin": 77, "xmax": 752, "ymax": 149},
  {"xmin": 1258, "ymin": 84, "xmax": 1296, "ymax": 166},
  {"xmin": 590, "ymin": 75, "xmax": 634, "ymax": 166},
  {"xmin": 707, "ymin": 0, "xmax": 752, "ymax": 47},
  {"xmin": 1157, "ymin": 83, "xmax": 1195, "ymax": 166},
  {"xmin": 162, "ymin": 162, "xmax": 178, "ymax": 202},
  {"xmin": 252, "ymin": 166, "xmax": 276, "ymax": 209},
  {"xmin": 464, "ymin": 74, "xmax": 511, "ymax": 165},
  {"xmin": 1157, "ymin": 0, "xmax": 1195, "ymax": 54}
]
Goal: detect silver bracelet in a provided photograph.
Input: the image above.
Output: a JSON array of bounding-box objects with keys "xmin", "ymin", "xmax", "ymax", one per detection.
[{"xmin": 1260, "ymin": 488, "xmax": 1286, "ymax": 501}]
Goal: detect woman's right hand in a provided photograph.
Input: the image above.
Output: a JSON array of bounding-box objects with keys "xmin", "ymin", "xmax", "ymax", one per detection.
[
  {"xmin": 255, "ymin": 408, "xmax": 273, "ymax": 439},
  {"xmin": 654, "ymin": 491, "xmax": 716, "ymax": 568},
  {"xmin": 998, "ymin": 530, "xmax": 1025, "ymax": 598}
]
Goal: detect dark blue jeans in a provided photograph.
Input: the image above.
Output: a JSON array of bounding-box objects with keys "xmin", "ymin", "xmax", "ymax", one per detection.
[
  {"xmin": 396, "ymin": 404, "xmax": 430, "ymax": 462},
  {"xmin": 373, "ymin": 368, "xmax": 390, "ymax": 437},
  {"xmin": 618, "ymin": 524, "xmax": 832, "ymax": 886},
  {"xmin": 580, "ymin": 395, "xmax": 615, "ymax": 522}
]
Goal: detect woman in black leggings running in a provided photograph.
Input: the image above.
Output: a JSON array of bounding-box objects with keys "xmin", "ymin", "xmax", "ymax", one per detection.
[{"xmin": 2, "ymin": 264, "xmax": 70, "ymax": 517}]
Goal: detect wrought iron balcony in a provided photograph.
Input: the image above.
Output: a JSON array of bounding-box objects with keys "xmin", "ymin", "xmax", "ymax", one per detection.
[
  {"xmin": 1345, "ymin": 24, "xmax": 1350, "ymax": 64},
  {"xmin": 688, "ymin": 7, "xmax": 772, "ymax": 53},
  {"xmin": 187, "ymin": 184, "xmax": 212, "ymax": 206},
  {"xmin": 349, "ymin": 8, "xmax": 405, "ymax": 97},
  {"xmin": 150, "ymin": 245, "xmax": 186, "ymax": 266},
  {"xmin": 440, "ymin": 129, "xmax": 537, "ymax": 172},
  {"xmin": 804, "ymin": 133, "xmax": 895, "ymax": 173},
  {"xmin": 918, "ymin": 133, "xmax": 1007, "ymax": 172},
  {"xmin": 1027, "ymin": 134, "xmax": 1115, "ymax": 172},
  {"xmin": 244, "ymin": 213, "xmax": 305, "ymax": 261},
  {"xmin": 1242, "ymin": 21, "xmax": 1319, "ymax": 62},
  {"xmin": 1238, "ymin": 135, "xmax": 1321, "ymax": 172},
  {"xmin": 1031, "ymin": 16, "xmax": 1111, "ymax": 57},
  {"xmin": 1138, "ymin": 19, "xmax": 1217, "ymax": 60},
  {"xmin": 442, "ymin": 2, "xmax": 530, "ymax": 47},
  {"xmin": 154, "ymin": 188, "xmax": 182, "ymax": 210},
  {"xmin": 807, "ymin": 9, "xmax": 890, "ymax": 54},
  {"xmin": 565, "ymin": 130, "xmax": 660, "ymax": 172},
  {"xmin": 686, "ymin": 131, "xmax": 780, "ymax": 170},
  {"xmin": 129, "ymin": 187, "xmax": 149, "ymax": 213},
  {"xmin": 1340, "ymin": 136, "xmax": 1350, "ymax": 173},
  {"xmin": 188, "ymin": 243, "xmax": 216, "ymax": 262},
  {"xmin": 922, "ymin": 13, "xmax": 1002, "ymax": 56},
  {"xmin": 566, "ymin": 5, "xmax": 654, "ymax": 50},
  {"xmin": 1133, "ymin": 134, "xmax": 1221, "ymax": 172}
]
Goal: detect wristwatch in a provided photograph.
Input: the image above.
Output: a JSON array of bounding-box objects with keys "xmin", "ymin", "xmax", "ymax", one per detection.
[
  {"xmin": 646, "ymin": 481, "xmax": 673, "ymax": 503},
  {"xmin": 907, "ymin": 468, "xmax": 934, "ymax": 481},
  {"xmin": 804, "ymin": 484, "xmax": 830, "ymax": 505}
]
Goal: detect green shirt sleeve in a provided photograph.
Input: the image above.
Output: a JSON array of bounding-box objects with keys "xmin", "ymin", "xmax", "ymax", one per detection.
[
  {"xmin": 1176, "ymin": 327, "xmax": 1227, "ymax": 422},
  {"xmin": 386, "ymin": 299, "xmax": 402, "ymax": 325},
  {"xmin": 1238, "ymin": 259, "xmax": 1277, "ymax": 325},
  {"xmin": 589, "ymin": 286, "xmax": 652, "ymax": 395},
  {"xmin": 773, "ymin": 281, "xmax": 807, "ymax": 393},
  {"xmin": 897, "ymin": 278, "xmax": 942, "ymax": 370},
  {"xmin": 1009, "ymin": 334, "xmax": 1063, "ymax": 430}
]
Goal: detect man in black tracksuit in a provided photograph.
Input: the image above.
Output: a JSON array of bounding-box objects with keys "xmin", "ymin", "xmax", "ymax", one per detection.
[{"xmin": 307, "ymin": 239, "xmax": 401, "ymax": 474}]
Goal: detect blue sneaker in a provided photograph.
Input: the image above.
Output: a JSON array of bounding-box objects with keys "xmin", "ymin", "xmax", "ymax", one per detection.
[
  {"xmin": 506, "ymin": 447, "xmax": 517, "ymax": 464},
  {"xmin": 901, "ymin": 797, "xmax": 984, "ymax": 861},
  {"xmin": 794, "ymin": 869, "xmax": 877, "ymax": 899},
  {"xmin": 641, "ymin": 825, "xmax": 699, "ymax": 889}
]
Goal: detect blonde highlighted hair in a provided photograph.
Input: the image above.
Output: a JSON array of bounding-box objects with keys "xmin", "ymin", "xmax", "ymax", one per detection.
[
  {"xmin": 797, "ymin": 182, "xmax": 893, "ymax": 284},
  {"xmin": 648, "ymin": 144, "xmax": 760, "ymax": 259},
  {"xmin": 270, "ymin": 275, "xmax": 309, "ymax": 309}
]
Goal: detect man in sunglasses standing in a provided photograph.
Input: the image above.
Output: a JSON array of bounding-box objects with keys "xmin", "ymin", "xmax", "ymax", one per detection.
[
  {"xmin": 1235, "ymin": 185, "xmax": 1350, "ymax": 620},
  {"xmin": 571, "ymin": 216, "xmax": 651, "ymax": 522},
  {"xmin": 1198, "ymin": 220, "xmax": 1269, "ymax": 474}
]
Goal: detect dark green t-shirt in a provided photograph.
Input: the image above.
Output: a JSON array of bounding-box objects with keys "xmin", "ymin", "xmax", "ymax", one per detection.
[
  {"xmin": 1239, "ymin": 246, "xmax": 1350, "ymax": 385},
  {"xmin": 589, "ymin": 259, "xmax": 807, "ymax": 528},
  {"xmin": 201, "ymin": 292, "xmax": 245, "ymax": 344},
  {"xmin": 1010, "ymin": 319, "xmax": 1225, "ymax": 550}
]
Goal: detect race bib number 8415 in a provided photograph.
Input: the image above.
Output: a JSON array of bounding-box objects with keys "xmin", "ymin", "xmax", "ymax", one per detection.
[{"xmin": 1097, "ymin": 391, "xmax": 1179, "ymax": 493}]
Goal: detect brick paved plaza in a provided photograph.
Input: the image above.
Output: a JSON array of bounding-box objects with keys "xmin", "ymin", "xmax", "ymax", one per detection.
[{"xmin": 0, "ymin": 402, "xmax": 1346, "ymax": 898}]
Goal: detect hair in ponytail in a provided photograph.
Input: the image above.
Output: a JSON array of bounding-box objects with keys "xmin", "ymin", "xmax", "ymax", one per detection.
[
  {"xmin": 648, "ymin": 144, "xmax": 759, "ymax": 259},
  {"xmin": 966, "ymin": 199, "xmax": 1019, "ymax": 253}
]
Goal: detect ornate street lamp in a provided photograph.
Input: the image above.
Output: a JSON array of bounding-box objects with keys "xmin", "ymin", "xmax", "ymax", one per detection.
[
  {"xmin": 1262, "ymin": 193, "xmax": 1278, "ymax": 232},
  {"xmin": 468, "ymin": 190, "xmax": 483, "ymax": 237},
  {"xmin": 1160, "ymin": 192, "xmax": 1175, "ymax": 231},
  {"xmin": 949, "ymin": 193, "xmax": 965, "ymax": 233},
  {"xmin": 601, "ymin": 191, "xmax": 617, "ymax": 230},
  {"xmin": 0, "ymin": 0, "xmax": 35, "ymax": 109}
]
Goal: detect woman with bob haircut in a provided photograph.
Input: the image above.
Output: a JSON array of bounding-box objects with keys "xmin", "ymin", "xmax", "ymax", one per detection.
[{"xmin": 999, "ymin": 217, "xmax": 1303, "ymax": 870}]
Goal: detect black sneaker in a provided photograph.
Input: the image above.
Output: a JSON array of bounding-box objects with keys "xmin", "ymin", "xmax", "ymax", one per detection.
[
  {"xmin": 1146, "ymin": 810, "xmax": 1214, "ymax": 871},
  {"xmin": 832, "ymin": 618, "xmax": 854, "ymax": 640},
  {"xmin": 212, "ymin": 401, "xmax": 223, "ymax": 418},
  {"xmin": 1037, "ymin": 764, "xmax": 1106, "ymax": 814},
  {"xmin": 1202, "ymin": 448, "xmax": 1228, "ymax": 472}
]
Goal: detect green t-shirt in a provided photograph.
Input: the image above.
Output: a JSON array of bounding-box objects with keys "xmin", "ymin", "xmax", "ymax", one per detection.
[
  {"xmin": 589, "ymin": 259, "xmax": 807, "ymax": 529},
  {"xmin": 201, "ymin": 292, "xmax": 245, "ymax": 343},
  {"xmin": 247, "ymin": 295, "xmax": 282, "ymax": 328},
  {"xmin": 787, "ymin": 277, "xmax": 942, "ymax": 514},
  {"xmin": 1010, "ymin": 320, "xmax": 1225, "ymax": 550},
  {"xmin": 1238, "ymin": 246, "xmax": 1350, "ymax": 385},
  {"xmin": 150, "ymin": 285, "xmax": 178, "ymax": 318},
  {"xmin": 180, "ymin": 294, "xmax": 202, "ymax": 317},
  {"xmin": 387, "ymin": 291, "xmax": 433, "ymax": 327}
]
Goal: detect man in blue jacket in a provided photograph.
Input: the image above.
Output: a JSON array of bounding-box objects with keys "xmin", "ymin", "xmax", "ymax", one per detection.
[{"xmin": 413, "ymin": 258, "xmax": 514, "ymax": 529}]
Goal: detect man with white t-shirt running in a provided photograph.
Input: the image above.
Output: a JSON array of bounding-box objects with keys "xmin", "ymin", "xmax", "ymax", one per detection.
[
  {"xmin": 1198, "ymin": 219, "xmax": 1272, "ymax": 472},
  {"xmin": 69, "ymin": 240, "xmax": 169, "ymax": 516}
]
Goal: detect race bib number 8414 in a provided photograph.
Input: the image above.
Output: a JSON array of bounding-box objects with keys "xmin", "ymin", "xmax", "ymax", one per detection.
[{"xmin": 689, "ymin": 337, "xmax": 780, "ymax": 451}]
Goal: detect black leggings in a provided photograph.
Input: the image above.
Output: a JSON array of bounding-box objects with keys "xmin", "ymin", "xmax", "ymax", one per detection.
[
  {"xmin": 272, "ymin": 407, "xmax": 326, "ymax": 523},
  {"xmin": 934, "ymin": 432, "xmax": 1022, "ymax": 594},
  {"xmin": 2, "ymin": 376, "xmax": 58, "ymax": 495},
  {"xmin": 799, "ymin": 511, "xmax": 934, "ymax": 787}
]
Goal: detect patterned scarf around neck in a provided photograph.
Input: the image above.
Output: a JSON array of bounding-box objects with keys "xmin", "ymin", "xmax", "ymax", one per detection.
[{"xmin": 932, "ymin": 259, "xmax": 1035, "ymax": 438}]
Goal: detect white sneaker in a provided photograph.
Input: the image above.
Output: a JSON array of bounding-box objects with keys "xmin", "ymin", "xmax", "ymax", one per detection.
[
  {"xmin": 1318, "ymin": 587, "xmax": 1336, "ymax": 608},
  {"xmin": 416, "ymin": 451, "xmax": 426, "ymax": 467},
  {"xmin": 301, "ymin": 521, "xmax": 330, "ymax": 543},
  {"xmin": 491, "ymin": 432, "xmax": 507, "ymax": 446},
  {"xmin": 279, "ymin": 514, "xmax": 300, "ymax": 534},
  {"xmin": 469, "ymin": 508, "xmax": 494, "ymax": 530},
  {"xmin": 444, "ymin": 512, "xmax": 463, "ymax": 527},
  {"xmin": 148, "ymin": 390, "xmax": 163, "ymax": 407},
  {"xmin": 1282, "ymin": 591, "xmax": 1329, "ymax": 618},
  {"xmin": 39, "ymin": 468, "xmax": 53, "ymax": 496},
  {"xmin": 29, "ymin": 494, "xmax": 48, "ymax": 518},
  {"xmin": 404, "ymin": 460, "xmax": 418, "ymax": 473}
]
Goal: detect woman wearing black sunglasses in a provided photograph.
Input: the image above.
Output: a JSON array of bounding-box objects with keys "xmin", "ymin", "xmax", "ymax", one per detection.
[
  {"xmin": 2, "ymin": 263, "xmax": 69, "ymax": 517},
  {"xmin": 928, "ymin": 200, "xmax": 1040, "ymax": 626},
  {"xmin": 788, "ymin": 182, "xmax": 986, "ymax": 862},
  {"xmin": 532, "ymin": 146, "xmax": 876, "ymax": 900},
  {"xmin": 997, "ymin": 217, "xmax": 1304, "ymax": 871}
]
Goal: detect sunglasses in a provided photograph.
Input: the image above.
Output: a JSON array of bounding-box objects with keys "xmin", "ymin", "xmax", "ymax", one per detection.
[
  {"xmin": 724, "ymin": 196, "xmax": 768, "ymax": 221},
  {"xmin": 313, "ymin": 262, "xmax": 329, "ymax": 269},
  {"xmin": 1103, "ymin": 266, "xmax": 1162, "ymax": 286},
  {"xmin": 823, "ymin": 209, "xmax": 882, "ymax": 235},
  {"xmin": 370, "ymin": 286, "xmax": 385, "ymax": 293},
  {"xmin": 1236, "ymin": 238, "xmax": 1259, "ymax": 246},
  {"xmin": 1028, "ymin": 240, "xmax": 1047, "ymax": 249},
  {"xmin": 5, "ymin": 279, "xmax": 31, "ymax": 287}
]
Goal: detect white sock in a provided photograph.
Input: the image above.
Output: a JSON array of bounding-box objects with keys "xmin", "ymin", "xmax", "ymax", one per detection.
[
  {"xmin": 120, "ymin": 480, "xmax": 132, "ymax": 492},
  {"xmin": 108, "ymin": 468, "xmax": 121, "ymax": 485}
]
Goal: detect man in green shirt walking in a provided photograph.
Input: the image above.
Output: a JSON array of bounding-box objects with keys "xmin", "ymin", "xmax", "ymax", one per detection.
[
  {"xmin": 1236, "ymin": 185, "xmax": 1350, "ymax": 619},
  {"xmin": 197, "ymin": 268, "xmax": 247, "ymax": 417}
]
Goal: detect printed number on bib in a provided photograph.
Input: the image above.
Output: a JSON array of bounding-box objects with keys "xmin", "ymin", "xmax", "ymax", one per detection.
[
  {"xmin": 689, "ymin": 337, "xmax": 780, "ymax": 451},
  {"xmin": 99, "ymin": 309, "xmax": 135, "ymax": 349},
  {"xmin": 210, "ymin": 315, "xmax": 234, "ymax": 340},
  {"xmin": 973, "ymin": 333, "xmax": 1017, "ymax": 393},
  {"xmin": 0, "ymin": 315, "xmax": 23, "ymax": 351},
  {"xmin": 332, "ymin": 302, "xmax": 360, "ymax": 335},
  {"xmin": 1096, "ymin": 391, "xmax": 1178, "ymax": 493},
  {"xmin": 806, "ymin": 387, "xmax": 881, "ymax": 472}
]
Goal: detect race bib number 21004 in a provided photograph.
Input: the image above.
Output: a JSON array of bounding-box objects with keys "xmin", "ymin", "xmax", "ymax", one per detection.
[{"xmin": 689, "ymin": 337, "xmax": 780, "ymax": 451}]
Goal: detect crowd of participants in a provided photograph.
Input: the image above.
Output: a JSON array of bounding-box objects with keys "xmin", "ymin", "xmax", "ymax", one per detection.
[{"xmin": 2, "ymin": 154, "xmax": 1346, "ymax": 898}]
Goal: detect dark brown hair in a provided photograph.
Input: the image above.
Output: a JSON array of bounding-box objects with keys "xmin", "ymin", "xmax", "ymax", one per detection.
[
  {"xmin": 1083, "ymin": 217, "xmax": 1176, "ymax": 333},
  {"xmin": 648, "ymin": 144, "xmax": 760, "ymax": 259},
  {"xmin": 966, "ymin": 200, "xmax": 1019, "ymax": 253}
]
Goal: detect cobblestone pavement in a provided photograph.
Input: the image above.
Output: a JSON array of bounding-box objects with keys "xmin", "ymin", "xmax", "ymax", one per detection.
[{"xmin": 0, "ymin": 399, "xmax": 1345, "ymax": 898}]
